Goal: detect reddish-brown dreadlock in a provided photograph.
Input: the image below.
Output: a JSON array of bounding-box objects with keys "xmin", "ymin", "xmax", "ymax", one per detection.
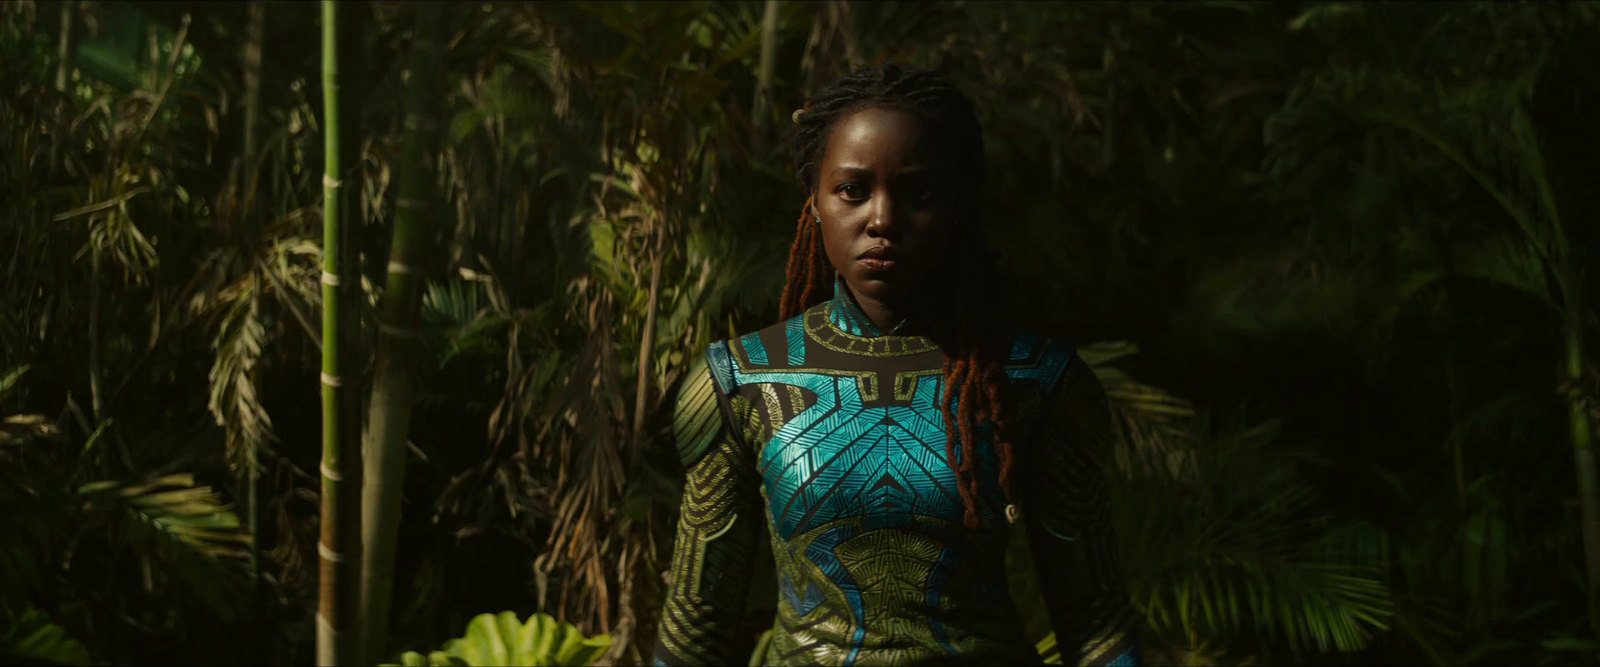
[{"xmin": 780, "ymin": 65, "xmax": 1015, "ymax": 531}]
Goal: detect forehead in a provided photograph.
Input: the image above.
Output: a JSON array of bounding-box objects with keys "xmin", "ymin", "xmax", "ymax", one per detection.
[{"xmin": 821, "ymin": 107, "xmax": 941, "ymax": 171}]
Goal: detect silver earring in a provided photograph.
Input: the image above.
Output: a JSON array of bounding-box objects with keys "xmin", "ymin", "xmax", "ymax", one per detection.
[{"xmin": 815, "ymin": 214, "xmax": 821, "ymax": 225}]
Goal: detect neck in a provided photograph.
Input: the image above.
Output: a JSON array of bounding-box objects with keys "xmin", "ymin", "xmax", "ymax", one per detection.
[
  {"xmin": 852, "ymin": 289, "xmax": 908, "ymax": 335},
  {"xmin": 839, "ymin": 278, "xmax": 942, "ymax": 337}
]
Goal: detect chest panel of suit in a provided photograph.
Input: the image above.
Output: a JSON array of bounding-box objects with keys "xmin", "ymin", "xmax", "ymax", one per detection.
[
  {"xmin": 716, "ymin": 307, "xmax": 1071, "ymax": 539},
  {"xmin": 702, "ymin": 288, "xmax": 1076, "ymax": 664},
  {"xmin": 719, "ymin": 309, "xmax": 998, "ymax": 540}
]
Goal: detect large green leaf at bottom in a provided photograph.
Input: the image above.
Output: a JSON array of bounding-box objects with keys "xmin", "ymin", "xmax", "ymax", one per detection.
[{"xmin": 389, "ymin": 611, "xmax": 611, "ymax": 667}]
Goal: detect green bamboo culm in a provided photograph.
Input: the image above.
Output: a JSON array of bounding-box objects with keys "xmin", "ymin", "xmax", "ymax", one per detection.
[
  {"xmin": 318, "ymin": 1, "xmax": 359, "ymax": 663},
  {"xmin": 1567, "ymin": 279, "xmax": 1600, "ymax": 641},
  {"xmin": 360, "ymin": 3, "xmax": 445, "ymax": 662}
]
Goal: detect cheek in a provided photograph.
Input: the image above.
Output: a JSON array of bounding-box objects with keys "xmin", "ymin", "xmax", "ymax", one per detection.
[
  {"xmin": 913, "ymin": 213, "xmax": 960, "ymax": 265},
  {"xmin": 818, "ymin": 198, "xmax": 871, "ymax": 261},
  {"xmin": 818, "ymin": 219, "xmax": 855, "ymax": 273}
]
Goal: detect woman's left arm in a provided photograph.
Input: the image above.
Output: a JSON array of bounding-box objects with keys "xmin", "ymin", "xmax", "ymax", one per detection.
[{"xmin": 1020, "ymin": 353, "xmax": 1143, "ymax": 666}]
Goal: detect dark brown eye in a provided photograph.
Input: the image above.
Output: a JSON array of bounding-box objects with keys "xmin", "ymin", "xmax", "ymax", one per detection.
[
  {"xmin": 837, "ymin": 183, "xmax": 868, "ymax": 201},
  {"xmin": 900, "ymin": 177, "xmax": 936, "ymax": 205}
]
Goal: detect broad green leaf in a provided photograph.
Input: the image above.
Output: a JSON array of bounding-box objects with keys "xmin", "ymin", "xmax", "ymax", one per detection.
[{"xmin": 390, "ymin": 611, "xmax": 610, "ymax": 667}]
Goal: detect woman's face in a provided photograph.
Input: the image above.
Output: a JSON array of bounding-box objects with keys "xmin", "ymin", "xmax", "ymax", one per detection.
[{"xmin": 814, "ymin": 107, "xmax": 960, "ymax": 309}]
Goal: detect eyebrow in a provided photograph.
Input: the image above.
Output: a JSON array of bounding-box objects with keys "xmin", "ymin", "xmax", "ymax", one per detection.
[{"xmin": 829, "ymin": 165, "xmax": 938, "ymax": 177}]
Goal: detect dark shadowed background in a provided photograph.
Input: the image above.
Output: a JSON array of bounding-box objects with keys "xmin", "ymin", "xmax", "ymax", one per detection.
[{"xmin": 2, "ymin": 1, "xmax": 1598, "ymax": 665}]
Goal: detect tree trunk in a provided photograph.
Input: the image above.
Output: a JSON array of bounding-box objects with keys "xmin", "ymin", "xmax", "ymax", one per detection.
[
  {"xmin": 607, "ymin": 218, "xmax": 666, "ymax": 666},
  {"xmin": 360, "ymin": 3, "xmax": 444, "ymax": 662},
  {"xmin": 55, "ymin": 1, "xmax": 75, "ymax": 93},
  {"xmin": 242, "ymin": 1, "xmax": 264, "ymax": 212},
  {"xmin": 238, "ymin": 4, "xmax": 267, "ymax": 654},
  {"xmin": 1102, "ymin": 44, "xmax": 1116, "ymax": 170},
  {"xmin": 317, "ymin": 1, "xmax": 365, "ymax": 663},
  {"xmin": 752, "ymin": 0, "xmax": 780, "ymax": 135},
  {"xmin": 51, "ymin": 0, "xmax": 74, "ymax": 174},
  {"xmin": 88, "ymin": 249, "xmax": 102, "ymax": 423},
  {"xmin": 1566, "ymin": 280, "xmax": 1600, "ymax": 640},
  {"xmin": 831, "ymin": 0, "xmax": 859, "ymax": 71}
]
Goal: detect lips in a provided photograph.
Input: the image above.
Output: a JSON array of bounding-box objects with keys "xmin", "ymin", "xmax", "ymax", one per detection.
[{"xmin": 857, "ymin": 245, "xmax": 902, "ymax": 271}]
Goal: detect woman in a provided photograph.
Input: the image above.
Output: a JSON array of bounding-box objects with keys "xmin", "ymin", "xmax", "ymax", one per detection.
[{"xmin": 651, "ymin": 64, "xmax": 1142, "ymax": 667}]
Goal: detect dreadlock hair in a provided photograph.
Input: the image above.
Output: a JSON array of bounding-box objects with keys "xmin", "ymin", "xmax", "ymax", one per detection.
[{"xmin": 781, "ymin": 64, "xmax": 1016, "ymax": 531}]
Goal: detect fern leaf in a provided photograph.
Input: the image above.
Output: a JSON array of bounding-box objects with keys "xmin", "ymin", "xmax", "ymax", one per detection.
[
  {"xmin": 0, "ymin": 606, "xmax": 92, "ymax": 666},
  {"xmin": 206, "ymin": 289, "xmax": 275, "ymax": 474}
]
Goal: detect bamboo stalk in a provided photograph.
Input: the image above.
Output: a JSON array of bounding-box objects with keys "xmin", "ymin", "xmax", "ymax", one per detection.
[
  {"xmin": 360, "ymin": 3, "xmax": 445, "ymax": 661},
  {"xmin": 51, "ymin": 0, "xmax": 74, "ymax": 175},
  {"xmin": 1566, "ymin": 281, "xmax": 1600, "ymax": 641},
  {"xmin": 317, "ymin": 1, "xmax": 360, "ymax": 663},
  {"xmin": 752, "ymin": 0, "xmax": 780, "ymax": 134},
  {"xmin": 337, "ymin": 2, "xmax": 367, "ymax": 664},
  {"xmin": 54, "ymin": 1, "xmax": 74, "ymax": 93}
]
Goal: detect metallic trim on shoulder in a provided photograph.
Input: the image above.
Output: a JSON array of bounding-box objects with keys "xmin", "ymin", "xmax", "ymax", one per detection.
[
  {"xmin": 1035, "ymin": 338, "xmax": 1078, "ymax": 396},
  {"xmin": 1105, "ymin": 643, "xmax": 1143, "ymax": 667},
  {"xmin": 706, "ymin": 340, "xmax": 737, "ymax": 396},
  {"xmin": 1004, "ymin": 332, "xmax": 1076, "ymax": 394},
  {"xmin": 1009, "ymin": 331, "xmax": 1039, "ymax": 362},
  {"xmin": 738, "ymin": 330, "xmax": 769, "ymax": 366},
  {"xmin": 785, "ymin": 315, "xmax": 807, "ymax": 366}
]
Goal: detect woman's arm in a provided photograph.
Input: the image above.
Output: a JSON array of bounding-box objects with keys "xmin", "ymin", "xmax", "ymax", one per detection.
[
  {"xmin": 1021, "ymin": 354, "xmax": 1143, "ymax": 667},
  {"xmin": 651, "ymin": 356, "xmax": 766, "ymax": 666}
]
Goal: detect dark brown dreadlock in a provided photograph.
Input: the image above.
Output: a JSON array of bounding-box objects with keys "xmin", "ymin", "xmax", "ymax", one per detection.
[{"xmin": 780, "ymin": 64, "xmax": 1015, "ymax": 531}]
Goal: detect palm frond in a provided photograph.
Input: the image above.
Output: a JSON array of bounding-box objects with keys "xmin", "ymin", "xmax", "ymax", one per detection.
[
  {"xmin": 78, "ymin": 472, "xmax": 252, "ymax": 559},
  {"xmin": 205, "ymin": 282, "xmax": 274, "ymax": 474},
  {"xmin": 0, "ymin": 606, "xmax": 93, "ymax": 667},
  {"xmin": 1451, "ymin": 234, "xmax": 1552, "ymax": 305},
  {"xmin": 76, "ymin": 471, "xmax": 252, "ymax": 619},
  {"xmin": 1114, "ymin": 415, "xmax": 1396, "ymax": 657},
  {"xmin": 0, "ymin": 365, "xmax": 28, "ymax": 403},
  {"xmin": 0, "ymin": 414, "xmax": 61, "ymax": 447},
  {"xmin": 421, "ymin": 279, "xmax": 505, "ymax": 369},
  {"xmin": 1080, "ymin": 341, "xmax": 1196, "ymax": 478},
  {"xmin": 79, "ymin": 180, "xmax": 160, "ymax": 286}
]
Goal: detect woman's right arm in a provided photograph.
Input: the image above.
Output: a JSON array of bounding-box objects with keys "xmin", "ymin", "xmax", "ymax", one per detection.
[
  {"xmin": 1021, "ymin": 353, "xmax": 1143, "ymax": 667},
  {"xmin": 651, "ymin": 355, "xmax": 765, "ymax": 666}
]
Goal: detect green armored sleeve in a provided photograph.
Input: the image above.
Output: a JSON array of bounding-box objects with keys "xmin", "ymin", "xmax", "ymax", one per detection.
[
  {"xmin": 651, "ymin": 352, "xmax": 764, "ymax": 667},
  {"xmin": 1021, "ymin": 354, "xmax": 1143, "ymax": 667},
  {"xmin": 671, "ymin": 354, "xmax": 727, "ymax": 468}
]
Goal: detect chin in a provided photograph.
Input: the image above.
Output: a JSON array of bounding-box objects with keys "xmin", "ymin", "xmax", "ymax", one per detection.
[{"xmin": 849, "ymin": 274, "xmax": 920, "ymax": 303}]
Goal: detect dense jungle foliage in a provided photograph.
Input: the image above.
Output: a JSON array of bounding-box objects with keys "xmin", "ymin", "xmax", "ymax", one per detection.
[{"xmin": 2, "ymin": 1, "xmax": 1599, "ymax": 665}]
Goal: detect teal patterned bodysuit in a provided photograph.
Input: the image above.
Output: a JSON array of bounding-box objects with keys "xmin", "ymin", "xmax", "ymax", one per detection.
[{"xmin": 652, "ymin": 280, "xmax": 1142, "ymax": 666}]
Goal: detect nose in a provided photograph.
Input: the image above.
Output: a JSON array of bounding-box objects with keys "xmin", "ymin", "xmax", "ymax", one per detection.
[{"xmin": 866, "ymin": 192, "xmax": 902, "ymax": 238}]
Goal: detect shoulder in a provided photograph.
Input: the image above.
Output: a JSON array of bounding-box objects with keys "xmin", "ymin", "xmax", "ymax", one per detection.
[
  {"xmin": 1011, "ymin": 330, "xmax": 1109, "ymax": 412},
  {"xmin": 1032, "ymin": 339, "xmax": 1115, "ymax": 466},
  {"xmin": 672, "ymin": 353, "xmax": 725, "ymax": 467},
  {"xmin": 716, "ymin": 312, "xmax": 810, "ymax": 378},
  {"xmin": 674, "ymin": 316, "xmax": 800, "ymax": 467},
  {"xmin": 1001, "ymin": 329, "xmax": 1081, "ymax": 397},
  {"xmin": 1003, "ymin": 331, "xmax": 1113, "ymax": 460}
]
